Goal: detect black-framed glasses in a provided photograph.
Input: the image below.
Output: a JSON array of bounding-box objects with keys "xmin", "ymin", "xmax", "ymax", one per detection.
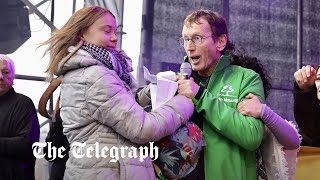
[{"xmin": 178, "ymin": 35, "xmax": 215, "ymax": 47}]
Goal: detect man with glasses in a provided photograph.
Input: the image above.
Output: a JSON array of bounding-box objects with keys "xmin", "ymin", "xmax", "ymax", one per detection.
[
  {"xmin": 177, "ymin": 10, "xmax": 265, "ymax": 179},
  {"xmin": 294, "ymin": 65, "xmax": 320, "ymax": 147}
]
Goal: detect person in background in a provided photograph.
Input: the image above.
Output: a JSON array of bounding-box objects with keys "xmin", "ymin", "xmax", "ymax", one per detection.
[
  {"xmin": 293, "ymin": 65, "xmax": 320, "ymax": 147},
  {"xmin": 0, "ymin": 54, "xmax": 40, "ymax": 180},
  {"xmin": 233, "ymin": 53, "xmax": 300, "ymax": 179},
  {"xmin": 177, "ymin": 10, "xmax": 265, "ymax": 179},
  {"xmin": 40, "ymin": 6, "xmax": 193, "ymax": 180},
  {"xmin": 43, "ymin": 109, "xmax": 69, "ymax": 180}
]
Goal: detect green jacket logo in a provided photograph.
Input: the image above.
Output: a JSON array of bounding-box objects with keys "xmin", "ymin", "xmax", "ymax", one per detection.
[
  {"xmin": 221, "ymin": 85, "xmax": 234, "ymax": 96},
  {"xmin": 217, "ymin": 85, "xmax": 238, "ymax": 103},
  {"xmin": 218, "ymin": 85, "xmax": 236, "ymax": 97}
]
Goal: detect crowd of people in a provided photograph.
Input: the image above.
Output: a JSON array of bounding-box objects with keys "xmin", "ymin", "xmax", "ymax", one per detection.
[{"xmin": 0, "ymin": 6, "xmax": 319, "ymax": 180}]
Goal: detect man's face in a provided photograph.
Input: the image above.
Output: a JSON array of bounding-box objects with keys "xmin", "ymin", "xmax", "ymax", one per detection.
[
  {"xmin": 181, "ymin": 18, "xmax": 221, "ymax": 77},
  {"xmin": 316, "ymin": 67, "xmax": 320, "ymax": 100},
  {"xmin": 0, "ymin": 60, "xmax": 14, "ymax": 96}
]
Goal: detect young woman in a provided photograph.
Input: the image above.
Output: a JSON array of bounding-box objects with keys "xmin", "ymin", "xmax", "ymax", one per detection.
[{"xmin": 40, "ymin": 6, "xmax": 194, "ymax": 179}]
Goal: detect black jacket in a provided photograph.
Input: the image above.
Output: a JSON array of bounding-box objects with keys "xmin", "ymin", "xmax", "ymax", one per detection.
[
  {"xmin": 44, "ymin": 109, "xmax": 69, "ymax": 180},
  {"xmin": 0, "ymin": 88, "xmax": 40, "ymax": 180},
  {"xmin": 294, "ymin": 83, "xmax": 320, "ymax": 147}
]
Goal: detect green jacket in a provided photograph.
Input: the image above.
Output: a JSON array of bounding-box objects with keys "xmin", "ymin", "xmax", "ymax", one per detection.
[{"xmin": 192, "ymin": 54, "xmax": 265, "ymax": 180}]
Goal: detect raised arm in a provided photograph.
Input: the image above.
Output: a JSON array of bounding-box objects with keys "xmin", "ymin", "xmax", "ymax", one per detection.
[
  {"xmin": 178, "ymin": 72, "xmax": 265, "ymax": 151},
  {"xmin": 238, "ymin": 93, "xmax": 300, "ymax": 150},
  {"xmin": 86, "ymin": 71, "xmax": 194, "ymax": 144},
  {"xmin": 293, "ymin": 65, "xmax": 320, "ymax": 143}
]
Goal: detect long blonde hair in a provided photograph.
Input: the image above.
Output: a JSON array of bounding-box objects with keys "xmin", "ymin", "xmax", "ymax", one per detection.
[{"xmin": 40, "ymin": 6, "xmax": 114, "ymax": 81}]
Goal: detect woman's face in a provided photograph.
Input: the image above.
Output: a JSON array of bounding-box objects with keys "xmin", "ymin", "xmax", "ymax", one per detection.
[{"xmin": 81, "ymin": 12, "xmax": 118, "ymax": 49}]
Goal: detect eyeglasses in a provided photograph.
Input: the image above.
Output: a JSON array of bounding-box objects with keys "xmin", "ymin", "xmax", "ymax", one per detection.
[{"xmin": 178, "ymin": 35, "xmax": 214, "ymax": 47}]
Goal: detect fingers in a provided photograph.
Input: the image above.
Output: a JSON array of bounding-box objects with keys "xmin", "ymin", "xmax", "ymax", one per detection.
[
  {"xmin": 305, "ymin": 65, "xmax": 313, "ymax": 78},
  {"xmin": 293, "ymin": 68, "xmax": 300, "ymax": 83},
  {"xmin": 305, "ymin": 65, "xmax": 317, "ymax": 78},
  {"xmin": 237, "ymin": 98, "xmax": 261, "ymax": 117},
  {"xmin": 294, "ymin": 66, "xmax": 305, "ymax": 83},
  {"xmin": 246, "ymin": 93, "xmax": 261, "ymax": 104},
  {"xmin": 245, "ymin": 93, "xmax": 254, "ymax": 99},
  {"xmin": 295, "ymin": 65, "xmax": 313, "ymax": 82},
  {"xmin": 176, "ymin": 74, "xmax": 184, "ymax": 81},
  {"xmin": 294, "ymin": 65, "xmax": 317, "ymax": 90},
  {"xmin": 301, "ymin": 66, "xmax": 309, "ymax": 82},
  {"xmin": 237, "ymin": 103, "xmax": 248, "ymax": 116},
  {"xmin": 237, "ymin": 102, "xmax": 243, "ymax": 111},
  {"xmin": 311, "ymin": 66, "xmax": 317, "ymax": 76},
  {"xmin": 177, "ymin": 79, "xmax": 194, "ymax": 99},
  {"xmin": 177, "ymin": 77, "xmax": 193, "ymax": 84}
]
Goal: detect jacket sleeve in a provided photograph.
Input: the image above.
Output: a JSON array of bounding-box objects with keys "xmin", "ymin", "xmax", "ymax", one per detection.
[
  {"xmin": 260, "ymin": 104, "xmax": 300, "ymax": 150},
  {"xmin": 193, "ymin": 72, "xmax": 265, "ymax": 151},
  {"xmin": 86, "ymin": 71, "xmax": 194, "ymax": 144},
  {"xmin": 135, "ymin": 84, "xmax": 151, "ymax": 108},
  {"xmin": 294, "ymin": 82, "xmax": 320, "ymax": 144},
  {"xmin": 0, "ymin": 96, "xmax": 40, "ymax": 160}
]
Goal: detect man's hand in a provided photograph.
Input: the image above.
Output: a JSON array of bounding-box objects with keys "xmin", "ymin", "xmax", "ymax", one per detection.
[
  {"xmin": 177, "ymin": 76, "xmax": 199, "ymax": 99},
  {"xmin": 294, "ymin": 65, "xmax": 317, "ymax": 91},
  {"xmin": 237, "ymin": 93, "xmax": 262, "ymax": 118}
]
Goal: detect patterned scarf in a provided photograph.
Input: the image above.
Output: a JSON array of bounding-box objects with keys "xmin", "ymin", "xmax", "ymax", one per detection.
[{"xmin": 81, "ymin": 42, "xmax": 131, "ymax": 86}]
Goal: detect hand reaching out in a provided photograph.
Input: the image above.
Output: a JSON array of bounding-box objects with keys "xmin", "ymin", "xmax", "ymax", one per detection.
[{"xmin": 237, "ymin": 93, "xmax": 262, "ymax": 118}]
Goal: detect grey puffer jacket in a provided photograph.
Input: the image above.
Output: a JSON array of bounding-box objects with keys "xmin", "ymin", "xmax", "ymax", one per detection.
[{"xmin": 56, "ymin": 47, "xmax": 194, "ymax": 180}]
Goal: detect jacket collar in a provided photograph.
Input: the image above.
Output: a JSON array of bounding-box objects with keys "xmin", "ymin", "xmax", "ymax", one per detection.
[
  {"xmin": 184, "ymin": 52, "xmax": 231, "ymax": 78},
  {"xmin": 0, "ymin": 87, "xmax": 15, "ymax": 101},
  {"xmin": 213, "ymin": 53, "xmax": 231, "ymax": 74},
  {"xmin": 55, "ymin": 47, "xmax": 100, "ymax": 76}
]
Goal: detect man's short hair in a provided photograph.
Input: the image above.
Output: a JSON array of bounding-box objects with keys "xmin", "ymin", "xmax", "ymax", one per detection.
[{"xmin": 0, "ymin": 54, "xmax": 15, "ymax": 75}]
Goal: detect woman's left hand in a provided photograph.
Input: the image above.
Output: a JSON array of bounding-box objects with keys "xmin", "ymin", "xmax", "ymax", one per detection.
[{"xmin": 237, "ymin": 93, "xmax": 262, "ymax": 118}]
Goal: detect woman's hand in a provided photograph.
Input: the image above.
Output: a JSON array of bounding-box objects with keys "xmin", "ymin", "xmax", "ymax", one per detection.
[
  {"xmin": 237, "ymin": 93, "xmax": 262, "ymax": 118},
  {"xmin": 294, "ymin": 65, "xmax": 317, "ymax": 91}
]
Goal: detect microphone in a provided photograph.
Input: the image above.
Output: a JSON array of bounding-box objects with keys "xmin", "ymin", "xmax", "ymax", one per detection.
[{"xmin": 180, "ymin": 62, "xmax": 192, "ymax": 79}]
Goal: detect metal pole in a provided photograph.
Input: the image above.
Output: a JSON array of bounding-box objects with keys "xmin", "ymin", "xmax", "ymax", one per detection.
[
  {"xmin": 50, "ymin": 0, "xmax": 54, "ymax": 23},
  {"xmin": 297, "ymin": 0, "xmax": 303, "ymax": 70},
  {"xmin": 15, "ymin": 74, "xmax": 46, "ymax": 81},
  {"xmin": 117, "ymin": 0, "xmax": 125, "ymax": 49},
  {"xmin": 137, "ymin": 0, "xmax": 155, "ymax": 85},
  {"xmin": 21, "ymin": 0, "xmax": 56, "ymax": 30},
  {"xmin": 72, "ymin": 0, "xmax": 76, "ymax": 14},
  {"xmin": 35, "ymin": 0, "xmax": 50, "ymax": 8}
]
